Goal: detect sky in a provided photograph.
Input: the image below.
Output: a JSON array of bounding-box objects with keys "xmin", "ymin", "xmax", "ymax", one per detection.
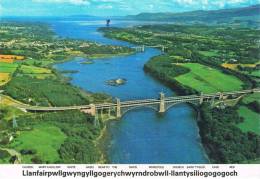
[{"xmin": 0, "ymin": 0, "xmax": 259, "ymax": 17}]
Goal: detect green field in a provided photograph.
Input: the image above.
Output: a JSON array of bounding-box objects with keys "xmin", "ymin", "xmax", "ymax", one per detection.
[
  {"xmin": 19, "ymin": 65, "xmax": 54, "ymax": 79},
  {"xmin": 237, "ymin": 106, "xmax": 260, "ymax": 135},
  {"xmin": 23, "ymin": 58, "xmax": 55, "ymax": 67},
  {"xmin": 199, "ymin": 50, "xmax": 219, "ymax": 57},
  {"xmin": 20, "ymin": 65, "xmax": 52, "ymax": 74},
  {"xmin": 175, "ymin": 63, "xmax": 244, "ymax": 93},
  {"xmin": 0, "ymin": 62, "xmax": 18, "ymax": 73},
  {"xmin": 10, "ymin": 123, "xmax": 66, "ymax": 163},
  {"xmin": 250, "ymin": 70, "xmax": 260, "ymax": 77}
]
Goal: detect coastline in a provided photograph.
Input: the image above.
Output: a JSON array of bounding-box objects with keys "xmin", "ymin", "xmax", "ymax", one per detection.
[
  {"xmin": 95, "ymin": 125, "xmax": 108, "ymax": 164},
  {"xmin": 50, "ymin": 51, "xmax": 135, "ymax": 66}
]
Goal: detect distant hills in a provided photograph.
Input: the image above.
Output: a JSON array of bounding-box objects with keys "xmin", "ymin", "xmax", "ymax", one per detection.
[
  {"xmin": 124, "ymin": 4, "xmax": 260, "ymax": 26},
  {"xmin": 68, "ymin": 15, "xmax": 104, "ymax": 20}
]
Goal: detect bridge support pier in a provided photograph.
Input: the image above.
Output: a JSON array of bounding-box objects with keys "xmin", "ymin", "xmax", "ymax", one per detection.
[
  {"xmin": 210, "ymin": 96, "xmax": 215, "ymax": 107},
  {"xmin": 116, "ymin": 98, "xmax": 121, "ymax": 118},
  {"xmin": 94, "ymin": 115, "xmax": 99, "ymax": 127},
  {"xmin": 162, "ymin": 46, "xmax": 165, "ymax": 53},
  {"xmin": 142, "ymin": 45, "xmax": 145, "ymax": 52},
  {"xmin": 89, "ymin": 104, "xmax": 96, "ymax": 116},
  {"xmin": 101, "ymin": 108, "xmax": 103, "ymax": 120},
  {"xmin": 108, "ymin": 108, "xmax": 111, "ymax": 118},
  {"xmin": 159, "ymin": 92, "xmax": 165, "ymax": 113},
  {"xmin": 199, "ymin": 92, "xmax": 204, "ymax": 104},
  {"xmin": 219, "ymin": 92, "xmax": 224, "ymax": 100}
]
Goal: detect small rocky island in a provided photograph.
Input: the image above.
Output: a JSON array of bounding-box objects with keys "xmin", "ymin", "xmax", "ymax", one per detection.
[
  {"xmin": 80, "ymin": 60, "xmax": 94, "ymax": 65},
  {"xmin": 106, "ymin": 78, "xmax": 127, "ymax": 86}
]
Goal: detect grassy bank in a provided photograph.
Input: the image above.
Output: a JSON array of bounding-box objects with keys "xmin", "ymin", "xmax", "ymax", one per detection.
[
  {"xmin": 236, "ymin": 93, "xmax": 260, "ymax": 135},
  {"xmin": 9, "ymin": 123, "xmax": 66, "ymax": 163},
  {"xmin": 237, "ymin": 106, "xmax": 260, "ymax": 135},
  {"xmin": 175, "ymin": 63, "xmax": 243, "ymax": 93}
]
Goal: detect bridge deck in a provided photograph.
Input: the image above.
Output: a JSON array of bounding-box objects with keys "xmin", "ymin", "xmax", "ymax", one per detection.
[{"xmin": 14, "ymin": 88, "xmax": 260, "ymax": 112}]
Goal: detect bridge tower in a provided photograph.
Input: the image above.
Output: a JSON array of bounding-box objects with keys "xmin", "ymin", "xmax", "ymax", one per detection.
[
  {"xmin": 116, "ymin": 98, "xmax": 121, "ymax": 118},
  {"xmin": 159, "ymin": 92, "xmax": 165, "ymax": 113},
  {"xmin": 141, "ymin": 45, "xmax": 145, "ymax": 52}
]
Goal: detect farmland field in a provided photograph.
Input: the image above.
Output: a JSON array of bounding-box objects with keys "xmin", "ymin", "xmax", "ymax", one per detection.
[
  {"xmin": 0, "ymin": 73, "xmax": 10, "ymax": 85},
  {"xmin": 0, "ymin": 62, "xmax": 18, "ymax": 73},
  {"xmin": 175, "ymin": 63, "xmax": 244, "ymax": 93},
  {"xmin": 0, "ymin": 55, "xmax": 24, "ymax": 61},
  {"xmin": 0, "ymin": 59, "xmax": 14, "ymax": 63},
  {"xmin": 20, "ymin": 65, "xmax": 52, "ymax": 74},
  {"xmin": 237, "ymin": 106, "xmax": 260, "ymax": 135},
  {"xmin": 9, "ymin": 123, "xmax": 66, "ymax": 163},
  {"xmin": 222, "ymin": 63, "xmax": 258, "ymax": 70},
  {"xmin": 19, "ymin": 65, "xmax": 54, "ymax": 79},
  {"xmin": 199, "ymin": 50, "xmax": 219, "ymax": 57}
]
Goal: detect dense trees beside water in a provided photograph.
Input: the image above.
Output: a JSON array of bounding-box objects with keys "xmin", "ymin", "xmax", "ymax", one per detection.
[
  {"xmin": 247, "ymin": 101, "xmax": 260, "ymax": 113},
  {"xmin": 80, "ymin": 45, "xmax": 133, "ymax": 56},
  {"xmin": 145, "ymin": 55, "xmax": 190, "ymax": 77},
  {"xmin": 199, "ymin": 103, "xmax": 260, "ymax": 163},
  {"xmin": 3, "ymin": 76, "xmax": 89, "ymax": 106}
]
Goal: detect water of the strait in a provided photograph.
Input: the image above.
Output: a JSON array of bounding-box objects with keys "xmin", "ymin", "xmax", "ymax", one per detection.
[{"xmin": 52, "ymin": 20, "xmax": 208, "ymax": 164}]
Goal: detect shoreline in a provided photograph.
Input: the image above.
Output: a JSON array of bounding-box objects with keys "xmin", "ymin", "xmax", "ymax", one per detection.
[
  {"xmin": 95, "ymin": 125, "xmax": 108, "ymax": 164},
  {"xmin": 94, "ymin": 115, "xmax": 120, "ymax": 164},
  {"xmin": 50, "ymin": 50, "xmax": 135, "ymax": 66}
]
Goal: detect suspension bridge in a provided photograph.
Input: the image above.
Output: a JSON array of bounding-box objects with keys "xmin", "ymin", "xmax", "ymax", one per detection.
[
  {"xmin": 132, "ymin": 45, "xmax": 167, "ymax": 52},
  {"xmin": 13, "ymin": 88, "xmax": 260, "ymax": 119}
]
